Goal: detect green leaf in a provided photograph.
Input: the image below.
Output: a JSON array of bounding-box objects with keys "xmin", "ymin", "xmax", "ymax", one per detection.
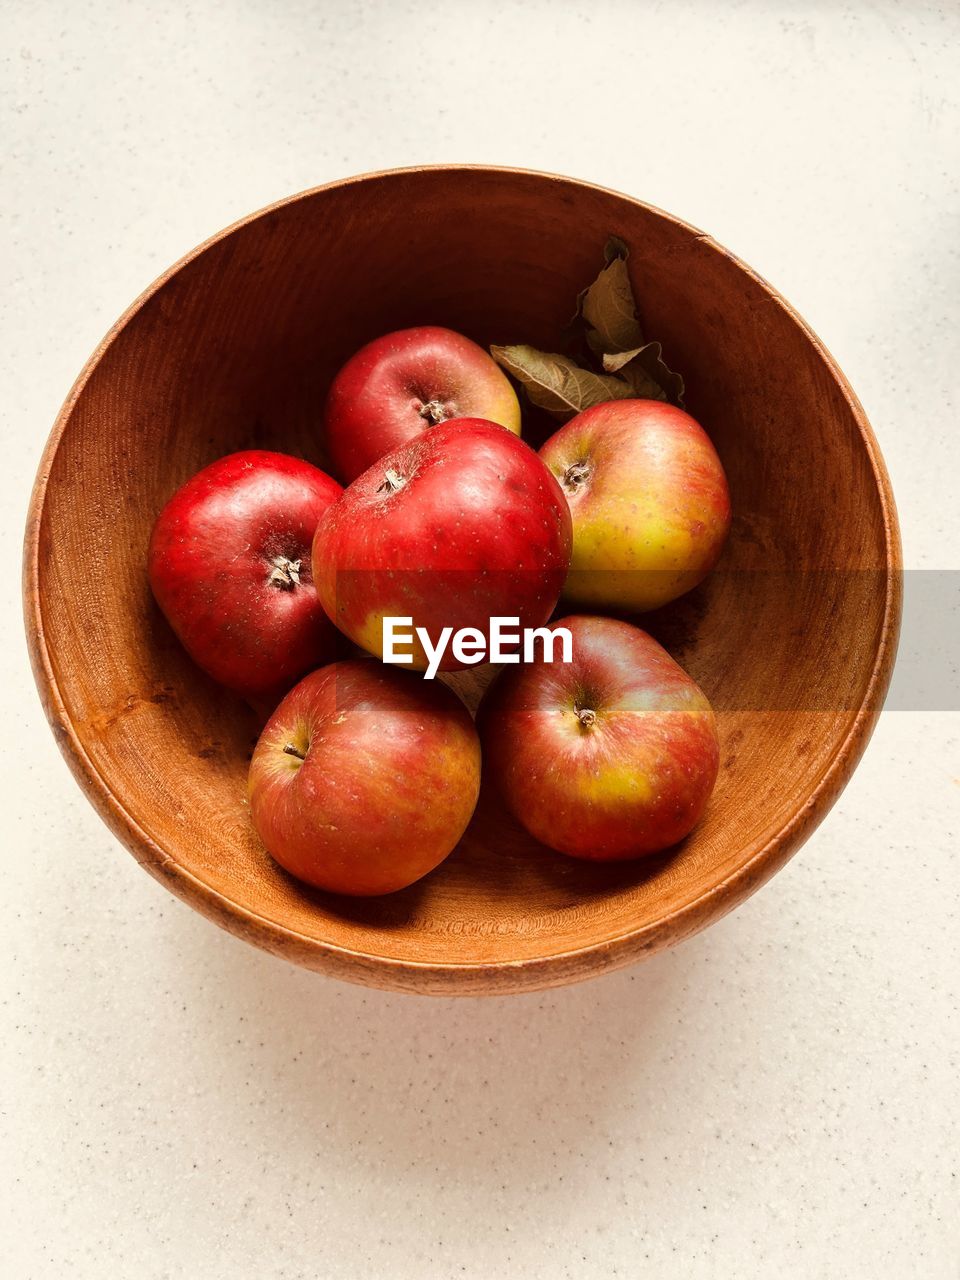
[{"xmin": 490, "ymin": 344, "xmax": 654, "ymax": 419}]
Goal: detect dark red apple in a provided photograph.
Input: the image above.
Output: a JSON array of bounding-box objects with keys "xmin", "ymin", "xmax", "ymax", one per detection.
[
  {"xmin": 312, "ymin": 420, "xmax": 572, "ymax": 673},
  {"xmin": 324, "ymin": 326, "xmax": 522, "ymax": 483},
  {"xmin": 248, "ymin": 660, "xmax": 481, "ymax": 895},
  {"xmin": 478, "ymin": 615, "xmax": 720, "ymax": 860},
  {"xmin": 149, "ymin": 450, "xmax": 341, "ymax": 700}
]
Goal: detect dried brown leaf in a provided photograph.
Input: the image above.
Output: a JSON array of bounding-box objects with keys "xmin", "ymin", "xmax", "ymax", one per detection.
[
  {"xmin": 600, "ymin": 346, "xmax": 644, "ymax": 373},
  {"xmin": 581, "ymin": 254, "xmax": 645, "ymax": 355},
  {"xmin": 614, "ymin": 341, "xmax": 685, "ymax": 405},
  {"xmin": 498, "ymin": 236, "xmax": 686, "ymax": 415},
  {"xmin": 490, "ymin": 345, "xmax": 649, "ymax": 419}
]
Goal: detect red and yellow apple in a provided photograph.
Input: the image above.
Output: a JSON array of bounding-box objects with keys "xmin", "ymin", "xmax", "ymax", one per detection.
[
  {"xmin": 248, "ymin": 660, "xmax": 481, "ymax": 895},
  {"xmin": 324, "ymin": 325, "xmax": 522, "ymax": 483},
  {"xmin": 478, "ymin": 614, "xmax": 719, "ymax": 860},
  {"xmin": 313, "ymin": 419, "xmax": 572, "ymax": 672},
  {"xmin": 148, "ymin": 450, "xmax": 342, "ymax": 701},
  {"xmin": 539, "ymin": 400, "xmax": 730, "ymax": 612}
]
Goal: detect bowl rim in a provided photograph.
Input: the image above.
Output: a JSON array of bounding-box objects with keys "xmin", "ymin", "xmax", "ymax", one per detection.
[{"xmin": 23, "ymin": 164, "xmax": 903, "ymax": 995}]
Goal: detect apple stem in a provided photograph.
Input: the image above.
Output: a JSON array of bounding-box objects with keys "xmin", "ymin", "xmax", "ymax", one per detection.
[
  {"xmin": 563, "ymin": 461, "xmax": 592, "ymax": 492},
  {"xmin": 377, "ymin": 468, "xmax": 406, "ymax": 495},
  {"xmin": 283, "ymin": 742, "xmax": 306, "ymax": 760},
  {"xmin": 419, "ymin": 399, "xmax": 450, "ymax": 425},
  {"xmin": 268, "ymin": 556, "xmax": 302, "ymax": 589},
  {"xmin": 576, "ymin": 707, "xmax": 597, "ymax": 729}
]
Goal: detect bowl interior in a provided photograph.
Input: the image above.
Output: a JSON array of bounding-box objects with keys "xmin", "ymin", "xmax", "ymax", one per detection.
[{"xmin": 29, "ymin": 168, "xmax": 897, "ymax": 992}]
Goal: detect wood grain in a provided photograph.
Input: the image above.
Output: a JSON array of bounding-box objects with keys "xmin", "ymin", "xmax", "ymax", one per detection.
[{"xmin": 23, "ymin": 166, "xmax": 902, "ymax": 995}]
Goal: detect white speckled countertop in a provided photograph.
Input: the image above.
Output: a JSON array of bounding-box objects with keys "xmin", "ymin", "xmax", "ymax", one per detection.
[{"xmin": 2, "ymin": 3, "xmax": 958, "ymax": 1276}]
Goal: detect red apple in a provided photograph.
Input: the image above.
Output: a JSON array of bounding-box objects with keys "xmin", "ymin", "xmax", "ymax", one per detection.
[
  {"xmin": 149, "ymin": 450, "xmax": 342, "ymax": 700},
  {"xmin": 248, "ymin": 660, "xmax": 481, "ymax": 895},
  {"xmin": 478, "ymin": 615, "xmax": 719, "ymax": 860},
  {"xmin": 539, "ymin": 400, "xmax": 731, "ymax": 612},
  {"xmin": 313, "ymin": 419, "xmax": 572, "ymax": 673},
  {"xmin": 324, "ymin": 326, "xmax": 522, "ymax": 483}
]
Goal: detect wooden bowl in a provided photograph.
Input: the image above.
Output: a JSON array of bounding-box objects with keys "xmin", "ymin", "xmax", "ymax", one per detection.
[{"xmin": 24, "ymin": 167, "xmax": 901, "ymax": 995}]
